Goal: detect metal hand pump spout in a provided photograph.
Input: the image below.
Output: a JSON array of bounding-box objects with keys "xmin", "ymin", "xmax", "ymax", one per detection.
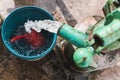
[{"xmin": 58, "ymin": 24, "xmax": 90, "ymax": 48}]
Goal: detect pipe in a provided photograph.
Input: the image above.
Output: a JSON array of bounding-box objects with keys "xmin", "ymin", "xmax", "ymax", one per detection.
[{"xmin": 58, "ymin": 24, "xmax": 90, "ymax": 48}]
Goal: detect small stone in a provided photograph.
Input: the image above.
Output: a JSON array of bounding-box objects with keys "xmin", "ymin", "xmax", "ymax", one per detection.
[{"xmin": 0, "ymin": 16, "xmax": 2, "ymax": 26}]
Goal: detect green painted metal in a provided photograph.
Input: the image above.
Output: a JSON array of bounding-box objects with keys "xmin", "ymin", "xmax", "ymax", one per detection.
[
  {"xmin": 103, "ymin": 0, "xmax": 116, "ymax": 16},
  {"xmin": 103, "ymin": 39, "xmax": 120, "ymax": 51},
  {"xmin": 58, "ymin": 8, "xmax": 120, "ymax": 68},
  {"xmin": 95, "ymin": 38, "xmax": 120, "ymax": 52},
  {"xmin": 93, "ymin": 7, "xmax": 120, "ymax": 47},
  {"xmin": 99, "ymin": 0, "xmax": 120, "ymax": 52},
  {"xmin": 58, "ymin": 24, "xmax": 90, "ymax": 48},
  {"xmin": 57, "ymin": 5, "xmax": 120, "ymax": 69},
  {"xmin": 73, "ymin": 47, "xmax": 94, "ymax": 68},
  {"xmin": 103, "ymin": 0, "xmax": 119, "ymax": 16},
  {"xmin": 59, "ymin": 8, "xmax": 120, "ymax": 68}
]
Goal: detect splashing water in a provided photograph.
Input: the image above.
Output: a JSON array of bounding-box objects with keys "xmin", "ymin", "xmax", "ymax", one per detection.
[
  {"xmin": 24, "ymin": 20, "xmax": 63, "ymax": 33},
  {"xmin": 10, "ymin": 20, "xmax": 62, "ymax": 56},
  {"xmin": 11, "ymin": 25, "xmax": 54, "ymax": 56}
]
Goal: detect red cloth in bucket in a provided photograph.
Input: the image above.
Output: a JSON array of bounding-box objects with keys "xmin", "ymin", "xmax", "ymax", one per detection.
[{"xmin": 10, "ymin": 29, "xmax": 45, "ymax": 47}]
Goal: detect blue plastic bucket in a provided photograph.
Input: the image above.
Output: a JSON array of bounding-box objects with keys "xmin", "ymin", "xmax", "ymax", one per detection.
[{"xmin": 1, "ymin": 6, "xmax": 57, "ymax": 60}]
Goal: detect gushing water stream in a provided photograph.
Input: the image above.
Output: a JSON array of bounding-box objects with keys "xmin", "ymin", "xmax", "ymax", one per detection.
[
  {"xmin": 24, "ymin": 20, "xmax": 63, "ymax": 34},
  {"xmin": 10, "ymin": 20, "xmax": 62, "ymax": 56}
]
